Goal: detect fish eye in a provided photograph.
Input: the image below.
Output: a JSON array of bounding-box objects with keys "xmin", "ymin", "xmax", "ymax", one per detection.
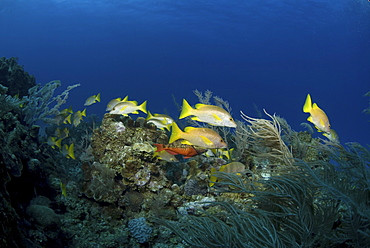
[{"xmin": 229, "ymin": 118, "xmax": 233, "ymax": 121}]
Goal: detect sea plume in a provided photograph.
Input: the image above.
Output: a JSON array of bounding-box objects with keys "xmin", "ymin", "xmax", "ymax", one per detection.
[{"xmin": 239, "ymin": 110, "xmax": 294, "ymax": 166}]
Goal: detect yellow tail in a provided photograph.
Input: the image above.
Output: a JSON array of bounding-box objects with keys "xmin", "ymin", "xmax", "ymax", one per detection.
[
  {"xmin": 138, "ymin": 101, "xmax": 147, "ymax": 114},
  {"xmin": 179, "ymin": 99, "xmax": 194, "ymax": 119},
  {"xmin": 303, "ymin": 94, "xmax": 312, "ymax": 113},
  {"xmin": 169, "ymin": 122, "xmax": 184, "ymax": 143}
]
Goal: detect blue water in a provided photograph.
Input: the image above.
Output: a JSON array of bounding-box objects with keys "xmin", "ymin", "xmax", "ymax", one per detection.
[{"xmin": 1, "ymin": 0, "xmax": 369, "ymax": 145}]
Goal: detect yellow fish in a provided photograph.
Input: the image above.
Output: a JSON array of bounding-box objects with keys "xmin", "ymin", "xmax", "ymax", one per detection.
[
  {"xmin": 84, "ymin": 93, "xmax": 101, "ymax": 106},
  {"xmin": 109, "ymin": 100, "xmax": 147, "ymax": 116},
  {"xmin": 323, "ymin": 129, "xmax": 340, "ymax": 143},
  {"xmin": 209, "ymin": 162, "xmax": 246, "ymax": 186},
  {"xmin": 59, "ymin": 106, "xmax": 73, "ymax": 114},
  {"xmin": 169, "ymin": 122, "xmax": 227, "ymax": 149},
  {"xmin": 303, "ymin": 94, "xmax": 331, "ymax": 133},
  {"xmin": 179, "ymin": 99, "xmax": 237, "ymax": 127},
  {"xmin": 146, "ymin": 111, "xmax": 174, "ymax": 131},
  {"xmin": 106, "ymin": 96, "xmax": 129, "ymax": 111},
  {"xmin": 153, "ymin": 150, "xmax": 179, "ymax": 162},
  {"xmin": 55, "ymin": 127, "xmax": 69, "ymax": 139},
  {"xmin": 47, "ymin": 137, "xmax": 63, "ymax": 149},
  {"xmin": 61, "ymin": 143, "xmax": 75, "ymax": 159},
  {"xmin": 208, "ymin": 148, "xmax": 234, "ymax": 160},
  {"xmin": 60, "ymin": 180, "xmax": 68, "ymax": 197},
  {"xmin": 72, "ymin": 109, "xmax": 87, "ymax": 127}
]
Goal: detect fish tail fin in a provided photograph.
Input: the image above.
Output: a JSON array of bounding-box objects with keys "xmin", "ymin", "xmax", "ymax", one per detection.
[
  {"xmin": 169, "ymin": 122, "xmax": 183, "ymax": 143},
  {"xmin": 209, "ymin": 167, "xmax": 217, "ymax": 187},
  {"xmin": 81, "ymin": 108, "xmax": 87, "ymax": 117},
  {"xmin": 179, "ymin": 99, "xmax": 194, "ymax": 119},
  {"xmin": 153, "ymin": 143, "xmax": 165, "ymax": 152},
  {"xmin": 64, "ymin": 114, "xmax": 72, "ymax": 124},
  {"xmin": 96, "ymin": 93, "xmax": 101, "ymax": 102},
  {"xmin": 55, "ymin": 138, "xmax": 63, "ymax": 149},
  {"xmin": 138, "ymin": 101, "xmax": 147, "ymax": 114},
  {"xmin": 303, "ymin": 94, "xmax": 312, "ymax": 113},
  {"xmin": 164, "ymin": 124, "xmax": 172, "ymax": 132},
  {"xmin": 146, "ymin": 110, "xmax": 153, "ymax": 120},
  {"xmin": 68, "ymin": 144, "xmax": 76, "ymax": 159}
]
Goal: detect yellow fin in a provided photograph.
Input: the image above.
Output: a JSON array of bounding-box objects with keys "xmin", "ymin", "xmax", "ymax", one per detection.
[
  {"xmin": 184, "ymin": 126, "xmax": 196, "ymax": 132},
  {"xmin": 179, "ymin": 99, "xmax": 194, "ymax": 119},
  {"xmin": 169, "ymin": 122, "xmax": 184, "ymax": 143},
  {"xmin": 60, "ymin": 181, "xmax": 67, "ymax": 197},
  {"xmin": 146, "ymin": 110, "xmax": 153, "ymax": 120},
  {"xmin": 138, "ymin": 101, "xmax": 147, "ymax": 114},
  {"xmin": 212, "ymin": 113, "xmax": 222, "ymax": 121},
  {"xmin": 303, "ymin": 94, "xmax": 312, "ymax": 113},
  {"xmin": 190, "ymin": 116, "xmax": 201, "ymax": 121},
  {"xmin": 195, "ymin": 103, "xmax": 207, "ymax": 109},
  {"xmin": 209, "ymin": 167, "xmax": 217, "ymax": 187},
  {"xmin": 307, "ymin": 116, "xmax": 313, "ymax": 123},
  {"xmin": 64, "ymin": 114, "xmax": 72, "ymax": 124},
  {"xmin": 181, "ymin": 140, "xmax": 192, "ymax": 145},
  {"xmin": 312, "ymin": 103, "xmax": 320, "ymax": 110},
  {"xmin": 199, "ymin": 135, "xmax": 214, "ymax": 146},
  {"xmin": 68, "ymin": 144, "xmax": 75, "ymax": 159},
  {"xmin": 55, "ymin": 138, "xmax": 63, "ymax": 149}
]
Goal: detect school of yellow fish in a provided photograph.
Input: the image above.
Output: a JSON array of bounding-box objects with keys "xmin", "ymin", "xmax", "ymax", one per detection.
[{"xmin": 47, "ymin": 92, "xmax": 337, "ymax": 188}]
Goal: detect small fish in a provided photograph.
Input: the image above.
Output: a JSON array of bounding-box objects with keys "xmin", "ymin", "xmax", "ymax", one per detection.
[
  {"xmin": 209, "ymin": 162, "xmax": 246, "ymax": 186},
  {"xmin": 153, "ymin": 150, "xmax": 179, "ymax": 162},
  {"xmin": 207, "ymin": 148, "xmax": 234, "ymax": 160},
  {"xmin": 106, "ymin": 96, "xmax": 129, "ymax": 111},
  {"xmin": 323, "ymin": 129, "xmax": 340, "ymax": 143},
  {"xmin": 109, "ymin": 100, "xmax": 147, "ymax": 116},
  {"xmin": 154, "ymin": 141, "xmax": 207, "ymax": 159},
  {"xmin": 303, "ymin": 94, "xmax": 331, "ymax": 133},
  {"xmin": 84, "ymin": 93, "xmax": 101, "ymax": 106},
  {"xmin": 63, "ymin": 114, "xmax": 72, "ymax": 124},
  {"xmin": 146, "ymin": 111, "xmax": 174, "ymax": 131},
  {"xmin": 179, "ymin": 99, "xmax": 237, "ymax": 127},
  {"xmin": 59, "ymin": 106, "xmax": 73, "ymax": 115},
  {"xmin": 55, "ymin": 127, "xmax": 69, "ymax": 139},
  {"xmin": 169, "ymin": 122, "xmax": 227, "ymax": 149},
  {"xmin": 61, "ymin": 143, "xmax": 75, "ymax": 159},
  {"xmin": 60, "ymin": 180, "xmax": 68, "ymax": 197},
  {"xmin": 47, "ymin": 137, "xmax": 63, "ymax": 149},
  {"xmin": 72, "ymin": 109, "xmax": 86, "ymax": 127}
]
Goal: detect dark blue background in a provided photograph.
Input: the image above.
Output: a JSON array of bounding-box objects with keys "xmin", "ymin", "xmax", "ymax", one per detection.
[{"xmin": 1, "ymin": 0, "xmax": 369, "ymax": 145}]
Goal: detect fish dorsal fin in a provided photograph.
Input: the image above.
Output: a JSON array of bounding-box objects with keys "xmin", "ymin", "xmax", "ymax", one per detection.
[
  {"xmin": 184, "ymin": 126, "xmax": 196, "ymax": 132},
  {"xmin": 212, "ymin": 113, "xmax": 222, "ymax": 121},
  {"xmin": 199, "ymin": 135, "xmax": 214, "ymax": 146},
  {"xmin": 312, "ymin": 103, "xmax": 320, "ymax": 110},
  {"xmin": 195, "ymin": 103, "xmax": 208, "ymax": 109}
]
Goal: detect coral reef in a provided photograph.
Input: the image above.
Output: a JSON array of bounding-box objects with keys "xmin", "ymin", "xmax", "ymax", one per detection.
[
  {"xmin": 128, "ymin": 217, "xmax": 153, "ymax": 243},
  {"xmin": 0, "ymin": 57, "xmax": 36, "ymax": 97},
  {"xmin": 1, "ymin": 71, "xmax": 369, "ymax": 248}
]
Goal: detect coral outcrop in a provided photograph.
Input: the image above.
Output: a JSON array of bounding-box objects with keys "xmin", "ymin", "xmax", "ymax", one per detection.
[{"xmin": 0, "ymin": 57, "xmax": 36, "ymax": 97}]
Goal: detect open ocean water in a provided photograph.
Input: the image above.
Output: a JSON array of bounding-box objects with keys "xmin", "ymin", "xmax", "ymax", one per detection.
[{"xmin": 1, "ymin": 0, "xmax": 369, "ymax": 144}]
